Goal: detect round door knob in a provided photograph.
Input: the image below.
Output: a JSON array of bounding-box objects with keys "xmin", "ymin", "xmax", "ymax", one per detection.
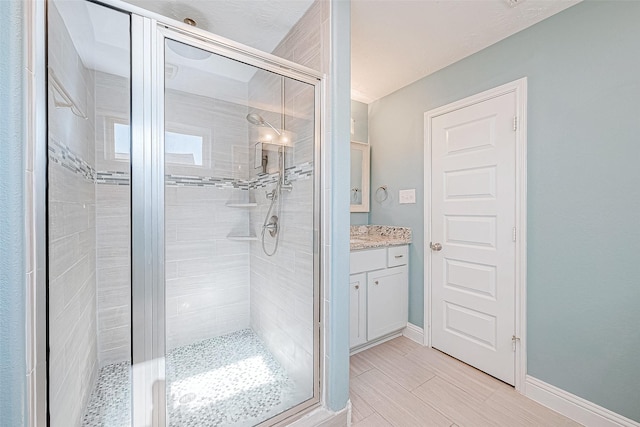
[
  {"xmin": 374, "ymin": 280, "xmax": 379, "ymax": 285},
  {"xmin": 355, "ymin": 284, "xmax": 359, "ymax": 290},
  {"xmin": 430, "ymin": 242, "xmax": 442, "ymax": 251}
]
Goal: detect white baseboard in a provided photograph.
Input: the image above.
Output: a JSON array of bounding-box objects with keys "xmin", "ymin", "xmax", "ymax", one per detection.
[
  {"xmin": 350, "ymin": 332, "xmax": 403, "ymax": 355},
  {"xmin": 287, "ymin": 402, "xmax": 350, "ymax": 427},
  {"xmin": 525, "ymin": 376, "xmax": 640, "ymax": 427},
  {"xmin": 403, "ymin": 323, "xmax": 424, "ymax": 345}
]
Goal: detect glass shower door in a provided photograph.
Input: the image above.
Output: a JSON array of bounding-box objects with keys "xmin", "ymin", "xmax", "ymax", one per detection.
[
  {"xmin": 160, "ymin": 35, "xmax": 320, "ymax": 426},
  {"xmin": 47, "ymin": 7, "xmax": 321, "ymax": 424},
  {"xmin": 47, "ymin": 1, "xmax": 132, "ymax": 425}
]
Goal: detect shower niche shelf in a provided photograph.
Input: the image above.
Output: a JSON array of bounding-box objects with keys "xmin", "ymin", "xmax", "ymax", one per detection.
[{"xmin": 227, "ymin": 233, "xmax": 258, "ymax": 241}]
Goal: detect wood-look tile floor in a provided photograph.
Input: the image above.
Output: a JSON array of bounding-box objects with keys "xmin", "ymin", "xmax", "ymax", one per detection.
[{"xmin": 350, "ymin": 337, "xmax": 582, "ymax": 427}]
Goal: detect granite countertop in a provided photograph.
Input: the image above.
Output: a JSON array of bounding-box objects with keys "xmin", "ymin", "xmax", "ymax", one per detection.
[{"xmin": 350, "ymin": 225, "xmax": 412, "ymax": 250}]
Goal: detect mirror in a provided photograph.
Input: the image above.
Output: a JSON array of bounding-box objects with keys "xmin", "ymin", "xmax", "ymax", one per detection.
[{"xmin": 350, "ymin": 141, "xmax": 370, "ymax": 212}]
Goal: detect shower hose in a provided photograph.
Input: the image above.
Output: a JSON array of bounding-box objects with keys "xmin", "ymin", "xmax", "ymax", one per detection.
[{"xmin": 261, "ymin": 177, "xmax": 282, "ymax": 256}]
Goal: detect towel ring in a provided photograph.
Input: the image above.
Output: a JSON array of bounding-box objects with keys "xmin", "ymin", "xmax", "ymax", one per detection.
[{"xmin": 375, "ymin": 186, "xmax": 388, "ymax": 203}]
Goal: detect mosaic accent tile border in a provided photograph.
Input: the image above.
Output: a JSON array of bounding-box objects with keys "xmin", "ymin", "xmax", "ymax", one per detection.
[
  {"xmin": 166, "ymin": 175, "xmax": 251, "ymax": 189},
  {"xmin": 252, "ymin": 161, "xmax": 313, "ymax": 189},
  {"xmin": 163, "ymin": 162, "xmax": 312, "ymax": 189},
  {"xmin": 48, "ymin": 139, "xmax": 96, "ymax": 182},
  {"xmin": 50, "ymin": 141, "xmax": 313, "ymax": 190},
  {"xmin": 96, "ymin": 171, "xmax": 130, "ymax": 185}
]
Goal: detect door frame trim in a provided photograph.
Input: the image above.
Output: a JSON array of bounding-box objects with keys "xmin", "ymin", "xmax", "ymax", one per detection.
[{"xmin": 423, "ymin": 77, "xmax": 528, "ymax": 392}]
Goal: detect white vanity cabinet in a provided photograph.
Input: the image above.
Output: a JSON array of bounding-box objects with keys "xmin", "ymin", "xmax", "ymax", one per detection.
[
  {"xmin": 349, "ymin": 273, "xmax": 367, "ymax": 348},
  {"xmin": 349, "ymin": 245, "xmax": 409, "ymax": 351},
  {"xmin": 367, "ymin": 266, "xmax": 408, "ymax": 341}
]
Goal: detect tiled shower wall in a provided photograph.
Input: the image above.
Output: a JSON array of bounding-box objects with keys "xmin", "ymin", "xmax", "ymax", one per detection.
[
  {"xmin": 165, "ymin": 186, "xmax": 251, "ymax": 350},
  {"xmin": 93, "ymin": 72, "xmax": 255, "ymax": 354},
  {"xmin": 94, "ymin": 71, "xmax": 131, "ymax": 365},
  {"xmin": 164, "ymin": 89, "xmax": 252, "ymax": 350},
  {"xmin": 47, "ymin": 3, "xmax": 98, "ymax": 426},
  {"xmin": 49, "ymin": 13, "xmax": 324, "ymax": 417},
  {"xmin": 93, "ymin": 62, "xmax": 317, "ymax": 362},
  {"xmin": 248, "ymin": 0, "xmax": 328, "ymax": 390}
]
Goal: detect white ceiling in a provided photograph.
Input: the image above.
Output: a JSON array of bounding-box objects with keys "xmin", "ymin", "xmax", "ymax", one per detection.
[
  {"xmin": 351, "ymin": 0, "xmax": 581, "ymax": 103},
  {"xmin": 55, "ymin": 0, "xmax": 314, "ymax": 78},
  {"xmin": 122, "ymin": 0, "xmax": 315, "ymax": 54},
  {"xmin": 57, "ymin": 0, "xmax": 582, "ymax": 105},
  {"xmin": 55, "ymin": 0, "xmax": 130, "ymax": 77},
  {"xmin": 55, "ymin": 0, "xmax": 314, "ymax": 100}
]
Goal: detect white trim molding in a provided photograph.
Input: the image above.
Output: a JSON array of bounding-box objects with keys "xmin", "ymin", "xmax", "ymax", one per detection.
[
  {"xmin": 525, "ymin": 376, "xmax": 640, "ymax": 427},
  {"xmin": 350, "ymin": 332, "xmax": 404, "ymax": 356},
  {"xmin": 423, "ymin": 77, "xmax": 528, "ymax": 392},
  {"xmin": 403, "ymin": 323, "xmax": 424, "ymax": 345},
  {"xmin": 287, "ymin": 401, "xmax": 351, "ymax": 427},
  {"xmin": 26, "ymin": 0, "xmax": 48, "ymax": 425}
]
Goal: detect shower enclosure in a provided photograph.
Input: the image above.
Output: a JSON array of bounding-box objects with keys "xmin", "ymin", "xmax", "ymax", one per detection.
[{"xmin": 47, "ymin": 1, "xmax": 322, "ymax": 426}]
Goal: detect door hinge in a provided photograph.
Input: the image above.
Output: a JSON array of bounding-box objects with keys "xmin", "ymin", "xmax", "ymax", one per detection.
[
  {"xmin": 512, "ymin": 227, "xmax": 516, "ymax": 242},
  {"xmin": 513, "ymin": 116, "xmax": 518, "ymax": 131},
  {"xmin": 512, "ymin": 335, "xmax": 521, "ymax": 351}
]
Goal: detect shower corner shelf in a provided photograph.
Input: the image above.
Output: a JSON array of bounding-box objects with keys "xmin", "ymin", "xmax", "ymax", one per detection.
[
  {"xmin": 226, "ymin": 202, "xmax": 258, "ymax": 208},
  {"xmin": 227, "ymin": 233, "xmax": 258, "ymax": 241}
]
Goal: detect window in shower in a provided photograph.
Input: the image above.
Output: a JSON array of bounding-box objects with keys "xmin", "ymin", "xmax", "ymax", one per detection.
[
  {"xmin": 112, "ymin": 122, "xmax": 208, "ymax": 166},
  {"xmin": 114, "ymin": 122, "xmax": 131, "ymax": 160},
  {"xmin": 165, "ymin": 131, "xmax": 204, "ymax": 166}
]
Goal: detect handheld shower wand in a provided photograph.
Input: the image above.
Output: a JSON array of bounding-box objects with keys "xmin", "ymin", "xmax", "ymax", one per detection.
[{"xmin": 246, "ymin": 113, "xmax": 281, "ymax": 136}]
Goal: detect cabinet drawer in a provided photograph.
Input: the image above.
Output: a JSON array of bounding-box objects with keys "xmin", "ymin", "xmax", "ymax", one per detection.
[
  {"xmin": 350, "ymin": 248, "xmax": 386, "ymax": 274},
  {"xmin": 387, "ymin": 245, "xmax": 408, "ymax": 267}
]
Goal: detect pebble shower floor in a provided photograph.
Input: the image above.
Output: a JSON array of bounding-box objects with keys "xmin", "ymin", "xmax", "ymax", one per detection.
[{"xmin": 81, "ymin": 329, "xmax": 299, "ymax": 426}]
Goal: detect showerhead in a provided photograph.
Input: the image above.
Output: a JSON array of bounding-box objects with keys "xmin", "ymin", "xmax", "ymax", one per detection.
[
  {"xmin": 246, "ymin": 113, "xmax": 281, "ymax": 136},
  {"xmin": 246, "ymin": 113, "xmax": 263, "ymax": 126}
]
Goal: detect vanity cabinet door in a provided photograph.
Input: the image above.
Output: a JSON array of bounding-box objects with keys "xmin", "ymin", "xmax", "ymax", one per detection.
[
  {"xmin": 367, "ymin": 266, "xmax": 408, "ymax": 341},
  {"xmin": 350, "ymin": 273, "xmax": 367, "ymax": 348}
]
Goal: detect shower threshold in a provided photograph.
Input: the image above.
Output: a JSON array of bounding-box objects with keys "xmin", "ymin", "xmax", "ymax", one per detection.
[{"xmin": 81, "ymin": 329, "xmax": 303, "ymax": 427}]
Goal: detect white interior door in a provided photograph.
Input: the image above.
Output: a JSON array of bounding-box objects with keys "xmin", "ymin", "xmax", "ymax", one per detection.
[{"xmin": 430, "ymin": 92, "xmax": 517, "ymax": 385}]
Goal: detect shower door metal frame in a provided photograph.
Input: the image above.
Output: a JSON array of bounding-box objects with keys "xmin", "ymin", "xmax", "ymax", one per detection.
[
  {"xmin": 36, "ymin": 0, "xmax": 327, "ymax": 425},
  {"xmin": 41, "ymin": 0, "xmax": 324, "ymax": 424},
  {"xmin": 130, "ymin": 11, "xmax": 325, "ymax": 427},
  {"xmin": 130, "ymin": 13, "xmax": 168, "ymax": 427}
]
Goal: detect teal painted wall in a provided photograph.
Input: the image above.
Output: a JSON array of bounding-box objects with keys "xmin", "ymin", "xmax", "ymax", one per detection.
[
  {"xmin": 368, "ymin": 93, "xmax": 426, "ymax": 327},
  {"xmin": 328, "ymin": 0, "xmax": 351, "ymax": 412},
  {"xmin": 350, "ymin": 99, "xmax": 369, "ymax": 225},
  {"xmin": 368, "ymin": 1, "xmax": 640, "ymax": 421},
  {"xmin": 0, "ymin": 0, "xmax": 27, "ymax": 424},
  {"xmin": 351, "ymin": 99, "xmax": 369, "ymax": 143}
]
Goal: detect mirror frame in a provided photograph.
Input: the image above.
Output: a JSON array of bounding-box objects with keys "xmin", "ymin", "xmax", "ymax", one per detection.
[{"xmin": 350, "ymin": 141, "xmax": 370, "ymax": 213}]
